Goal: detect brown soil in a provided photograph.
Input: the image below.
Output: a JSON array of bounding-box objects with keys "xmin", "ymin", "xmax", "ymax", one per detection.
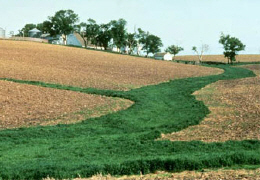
[
  {"xmin": 175, "ymin": 54, "xmax": 260, "ymax": 63},
  {"xmin": 0, "ymin": 80, "xmax": 133, "ymax": 129},
  {"xmin": 73, "ymin": 168, "xmax": 260, "ymax": 180},
  {"xmin": 160, "ymin": 64, "xmax": 260, "ymax": 142},
  {"xmin": 0, "ymin": 40, "xmax": 223, "ymax": 90}
]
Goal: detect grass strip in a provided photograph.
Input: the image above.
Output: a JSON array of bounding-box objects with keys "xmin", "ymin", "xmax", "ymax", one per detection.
[{"xmin": 0, "ymin": 64, "xmax": 258, "ymax": 179}]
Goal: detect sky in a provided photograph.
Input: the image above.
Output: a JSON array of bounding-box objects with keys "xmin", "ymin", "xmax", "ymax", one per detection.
[{"xmin": 0, "ymin": 0, "xmax": 260, "ymax": 55}]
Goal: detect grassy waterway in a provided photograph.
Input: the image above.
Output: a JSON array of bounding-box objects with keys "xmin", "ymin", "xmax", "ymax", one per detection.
[{"xmin": 0, "ymin": 64, "xmax": 259, "ymax": 179}]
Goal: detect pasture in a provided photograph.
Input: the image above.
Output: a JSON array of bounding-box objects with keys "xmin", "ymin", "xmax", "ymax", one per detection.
[{"xmin": 0, "ymin": 40, "xmax": 259, "ymax": 179}]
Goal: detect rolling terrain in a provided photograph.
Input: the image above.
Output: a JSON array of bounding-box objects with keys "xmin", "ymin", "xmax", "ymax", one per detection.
[
  {"xmin": 0, "ymin": 40, "xmax": 259, "ymax": 179},
  {"xmin": 0, "ymin": 40, "xmax": 222, "ymax": 90},
  {"xmin": 175, "ymin": 54, "xmax": 260, "ymax": 63}
]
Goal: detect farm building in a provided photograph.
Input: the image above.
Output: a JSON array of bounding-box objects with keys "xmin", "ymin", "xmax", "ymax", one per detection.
[
  {"xmin": 0, "ymin": 27, "xmax": 5, "ymax": 38},
  {"xmin": 154, "ymin": 52, "xmax": 172, "ymax": 61},
  {"xmin": 29, "ymin": 28, "xmax": 42, "ymax": 38},
  {"xmin": 50, "ymin": 33, "xmax": 83, "ymax": 47}
]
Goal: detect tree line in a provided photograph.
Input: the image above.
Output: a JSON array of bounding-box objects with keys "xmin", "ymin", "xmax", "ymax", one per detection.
[
  {"xmin": 19, "ymin": 9, "xmax": 163, "ymax": 56},
  {"xmin": 19, "ymin": 9, "xmax": 246, "ymax": 64}
]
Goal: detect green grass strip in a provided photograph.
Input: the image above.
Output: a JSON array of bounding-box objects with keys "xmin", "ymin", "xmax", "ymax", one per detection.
[{"xmin": 0, "ymin": 65, "xmax": 259, "ymax": 179}]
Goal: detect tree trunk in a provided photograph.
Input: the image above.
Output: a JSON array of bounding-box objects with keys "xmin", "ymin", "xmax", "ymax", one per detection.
[{"xmin": 62, "ymin": 34, "xmax": 67, "ymax": 45}]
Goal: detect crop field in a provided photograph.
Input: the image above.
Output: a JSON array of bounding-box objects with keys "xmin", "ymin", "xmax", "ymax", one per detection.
[
  {"xmin": 0, "ymin": 40, "xmax": 222, "ymax": 90},
  {"xmin": 175, "ymin": 54, "xmax": 260, "ymax": 63},
  {"xmin": 0, "ymin": 40, "xmax": 260, "ymax": 179},
  {"xmin": 0, "ymin": 80, "xmax": 133, "ymax": 129},
  {"xmin": 161, "ymin": 64, "xmax": 260, "ymax": 142}
]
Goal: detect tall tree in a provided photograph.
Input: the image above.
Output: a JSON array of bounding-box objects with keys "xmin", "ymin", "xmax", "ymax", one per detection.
[
  {"xmin": 48, "ymin": 9, "xmax": 79, "ymax": 45},
  {"xmin": 135, "ymin": 28, "xmax": 146, "ymax": 55},
  {"xmin": 192, "ymin": 44, "xmax": 209, "ymax": 63},
  {"xmin": 85, "ymin": 19, "xmax": 100, "ymax": 47},
  {"xmin": 126, "ymin": 32, "xmax": 137, "ymax": 55},
  {"xmin": 96, "ymin": 23, "xmax": 112, "ymax": 50},
  {"xmin": 165, "ymin": 45, "xmax": 184, "ymax": 60},
  {"xmin": 140, "ymin": 33, "xmax": 163, "ymax": 56},
  {"xmin": 219, "ymin": 33, "xmax": 246, "ymax": 64},
  {"xmin": 110, "ymin": 19, "xmax": 127, "ymax": 51},
  {"xmin": 36, "ymin": 21, "xmax": 54, "ymax": 35}
]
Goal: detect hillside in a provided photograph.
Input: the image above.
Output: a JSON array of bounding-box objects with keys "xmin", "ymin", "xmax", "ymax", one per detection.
[
  {"xmin": 0, "ymin": 40, "xmax": 259, "ymax": 179},
  {"xmin": 175, "ymin": 54, "xmax": 260, "ymax": 63},
  {"xmin": 0, "ymin": 40, "xmax": 222, "ymax": 90}
]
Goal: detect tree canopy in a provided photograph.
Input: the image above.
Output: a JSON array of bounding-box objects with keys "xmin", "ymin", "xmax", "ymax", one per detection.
[
  {"xmin": 165, "ymin": 45, "xmax": 184, "ymax": 59},
  {"xmin": 19, "ymin": 24, "xmax": 36, "ymax": 37},
  {"xmin": 110, "ymin": 19, "xmax": 127, "ymax": 51},
  {"xmin": 48, "ymin": 9, "xmax": 79, "ymax": 44},
  {"xmin": 139, "ymin": 31, "xmax": 163, "ymax": 56},
  {"xmin": 219, "ymin": 33, "xmax": 246, "ymax": 64},
  {"xmin": 18, "ymin": 9, "xmax": 164, "ymax": 56}
]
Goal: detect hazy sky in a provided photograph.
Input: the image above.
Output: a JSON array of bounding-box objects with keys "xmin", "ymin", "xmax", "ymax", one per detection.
[{"xmin": 0, "ymin": 0, "xmax": 260, "ymax": 54}]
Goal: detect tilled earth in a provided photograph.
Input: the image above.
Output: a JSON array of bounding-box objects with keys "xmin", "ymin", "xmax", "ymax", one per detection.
[
  {"xmin": 0, "ymin": 80, "xmax": 133, "ymax": 129},
  {"xmin": 175, "ymin": 54, "xmax": 260, "ymax": 63},
  {"xmin": 0, "ymin": 40, "xmax": 223, "ymax": 90},
  {"xmin": 161, "ymin": 64, "xmax": 260, "ymax": 142}
]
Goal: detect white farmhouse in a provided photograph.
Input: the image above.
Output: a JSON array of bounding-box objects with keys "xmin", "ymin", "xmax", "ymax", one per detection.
[{"xmin": 154, "ymin": 52, "xmax": 172, "ymax": 61}]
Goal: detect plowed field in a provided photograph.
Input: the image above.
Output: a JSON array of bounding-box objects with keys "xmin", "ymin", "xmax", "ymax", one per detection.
[
  {"xmin": 0, "ymin": 40, "xmax": 223, "ymax": 90},
  {"xmin": 0, "ymin": 80, "xmax": 133, "ymax": 129},
  {"xmin": 161, "ymin": 64, "xmax": 260, "ymax": 142},
  {"xmin": 175, "ymin": 54, "xmax": 260, "ymax": 63}
]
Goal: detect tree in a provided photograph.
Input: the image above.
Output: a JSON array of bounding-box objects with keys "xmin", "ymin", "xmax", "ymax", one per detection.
[
  {"xmin": 35, "ymin": 21, "xmax": 55, "ymax": 35},
  {"xmin": 165, "ymin": 45, "xmax": 184, "ymax": 60},
  {"xmin": 219, "ymin": 33, "xmax": 246, "ymax": 64},
  {"xmin": 48, "ymin": 9, "xmax": 79, "ymax": 45},
  {"xmin": 126, "ymin": 32, "xmax": 137, "ymax": 54},
  {"xmin": 110, "ymin": 19, "xmax": 127, "ymax": 51},
  {"xmin": 85, "ymin": 19, "xmax": 100, "ymax": 47},
  {"xmin": 96, "ymin": 23, "xmax": 112, "ymax": 50},
  {"xmin": 135, "ymin": 28, "xmax": 146, "ymax": 55},
  {"xmin": 140, "ymin": 33, "xmax": 163, "ymax": 56},
  {"xmin": 192, "ymin": 44, "xmax": 209, "ymax": 63},
  {"xmin": 20, "ymin": 24, "xmax": 36, "ymax": 37}
]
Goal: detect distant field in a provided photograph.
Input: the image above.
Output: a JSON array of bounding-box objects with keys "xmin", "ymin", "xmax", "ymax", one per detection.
[
  {"xmin": 0, "ymin": 40, "xmax": 222, "ymax": 90},
  {"xmin": 0, "ymin": 80, "xmax": 132, "ymax": 129},
  {"xmin": 175, "ymin": 54, "xmax": 260, "ymax": 63}
]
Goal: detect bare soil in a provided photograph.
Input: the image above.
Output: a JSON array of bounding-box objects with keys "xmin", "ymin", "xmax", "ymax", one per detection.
[
  {"xmin": 175, "ymin": 54, "xmax": 260, "ymax": 63},
  {"xmin": 0, "ymin": 80, "xmax": 133, "ymax": 129},
  {"xmin": 160, "ymin": 64, "xmax": 260, "ymax": 142},
  {"xmin": 0, "ymin": 40, "xmax": 223, "ymax": 90},
  {"xmin": 65, "ymin": 169, "xmax": 260, "ymax": 180}
]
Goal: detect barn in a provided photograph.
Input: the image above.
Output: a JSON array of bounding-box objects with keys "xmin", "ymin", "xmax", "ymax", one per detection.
[{"xmin": 154, "ymin": 52, "xmax": 172, "ymax": 61}]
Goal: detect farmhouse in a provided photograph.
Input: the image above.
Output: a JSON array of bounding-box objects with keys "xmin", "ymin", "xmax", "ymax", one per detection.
[{"xmin": 154, "ymin": 52, "xmax": 172, "ymax": 61}]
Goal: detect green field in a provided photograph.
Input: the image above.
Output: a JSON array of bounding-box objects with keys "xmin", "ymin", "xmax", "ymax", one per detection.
[{"xmin": 0, "ymin": 64, "xmax": 259, "ymax": 179}]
